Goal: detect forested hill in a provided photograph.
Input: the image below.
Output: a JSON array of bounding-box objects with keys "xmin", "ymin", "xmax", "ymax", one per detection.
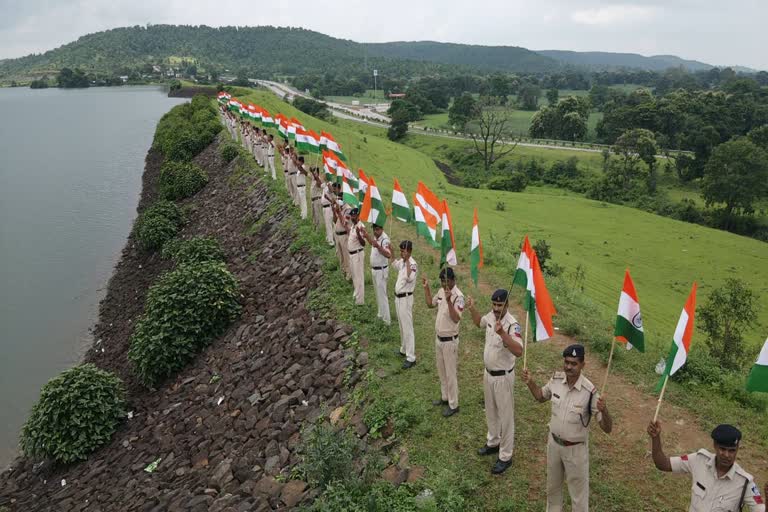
[
  {"xmin": 364, "ymin": 41, "xmax": 559, "ymax": 73},
  {"xmin": 537, "ymin": 50, "xmax": 715, "ymax": 72}
]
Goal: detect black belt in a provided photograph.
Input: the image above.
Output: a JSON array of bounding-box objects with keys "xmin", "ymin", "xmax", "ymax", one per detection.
[
  {"xmin": 438, "ymin": 335, "xmax": 458, "ymax": 342},
  {"xmin": 486, "ymin": 367, "xmax": 515, "ymax": 377},
  {"xmin": 322, "ymin": 204, "xmax": 331, "ymax": 209},
  {"xmin": 349, "ymin": 248, "xmax": 364, "ymax": 255},
  {"xmin": 372, "ymin": 265, "xmax": 388, "ymax": 270},
  {"xmin": 335, "ymin": 230, "xmax": 347, "ymax": 235},
  {"xmin": 395, "ymin": 292, "xmax": 413, "ymax": 298},
  {"xmin": 296, "ymin": 184, "xmax": 305, "ymax": 188},
  {"xmin": 289, "ymin": 172, "xmax": 297, "ymax": 175},
  {"xmin": 551, "ymin": 433, "xmax": 583, "ymax": 447},
  {"xmin": 312, "ymin": 197, "xmax": 321, "ymax": 201}
]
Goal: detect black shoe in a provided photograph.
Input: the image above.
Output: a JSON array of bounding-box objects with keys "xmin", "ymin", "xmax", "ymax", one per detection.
[
  {"xmin": 477, "ymin": 445, "xmax": 500, "ymax": 456},
  {"xmin": 431, "ymin": 399, "xmax": 448, "ymax": 406},
  {"xmin": 402, "ymin": 360, "xmax": 416, "ymax": 369},
  {"xmin": 442, "ymin": 406, "xmax": 460, "ymax": 417},
  {"xmin": 394, "ymin": 350, "xmax": 406, "ymax": 358},
  {"xmin": 491, "ymin": 458, "xmax": 513, "ymax": 475}
]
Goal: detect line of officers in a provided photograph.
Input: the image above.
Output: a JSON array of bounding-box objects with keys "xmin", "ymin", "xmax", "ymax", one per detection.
[{"xmin": 221, "ymin": 108, "xmax": 765, "ymax": 512}]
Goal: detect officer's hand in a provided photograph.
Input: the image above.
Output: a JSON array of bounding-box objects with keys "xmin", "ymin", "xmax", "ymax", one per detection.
[
  {"xmin": 466, "ymin": 296, "xmax": 474, "ymax": 309},
  {"xmin": 521, "ymin": 368, "xmax": 531, "ymax": 383},
  {"xmin": 647, "ymin": 420, "xmax": 662, "ymax": 438},
  {"xmin": 494, "ymin": 320, "xmax": 504, "ymax": 335},
  {"xmin": 422, "ymin": 277, "xmax": 428, "ymax": 288},
  {"xmin": 596, "ymin": 396, "xmax": 607, "ymax": 413}
]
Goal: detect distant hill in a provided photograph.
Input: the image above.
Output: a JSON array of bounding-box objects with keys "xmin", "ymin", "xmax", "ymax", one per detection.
[
  {"xmin": 363, "ymin": 41, "xmax": 560, "ymax": 73},
  {"xmin": 536, "ymin": 50, "xmax": 714, "ymax": 72}
]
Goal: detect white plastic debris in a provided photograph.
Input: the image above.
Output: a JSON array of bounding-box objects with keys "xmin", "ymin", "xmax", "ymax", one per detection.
[
  {"xmin": 127, "ymin": 411, "xmax": 134, "ymax": 420},
  {"xmin": 61, "ymin": 479, "xmax": 66, "ymax": 487},
  {"xmin": 655, "ymin": 357, "xmax": 667, "ymax": 375},
  {"xmin": 301, "ymin": 400, "xmax": 308, "ymax": 406},
  {"xmin": 217, "ymin": 396, "xmax": 224, "ymax": 406}
]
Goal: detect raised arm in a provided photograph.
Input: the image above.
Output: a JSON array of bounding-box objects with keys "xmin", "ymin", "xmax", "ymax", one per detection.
[
  {"xmin": 422, "ymin": 277, "xmax": 435, "ymax": 308},
  {"xmin": 521, "ymin": 369, "xmax": 548, "ymax": 403},
  {"xmin": 647, "ymin": 421, "xmax": 673, "ymax": 472},
  {"xmin": 467, "ymin": 297, "xmax": 482, "ymax": 327}
]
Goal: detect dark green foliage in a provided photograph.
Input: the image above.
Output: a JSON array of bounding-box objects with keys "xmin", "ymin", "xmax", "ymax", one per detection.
[
  {"xmin": 134, "ymin": 200, "xmax": 185, "ymax": 251},
  {"xmin": 529, "ymin": 96, "xmax": 590, "ymax": 141},
  {"xmin": 532, "ymin": 239, "xmax": 553, "ymax": 273},
  {"xmin": 487, "ymin": 171, "xmax": 528, "ymax": 192},
  {"xmin": 387, "ymin": 111, "xmax": 409, "ymax": 141},
  {"xmin": 57, "ymin": 67, "xmax": 89, "ymax": 88},
  {"xmin": 128, "ymin": 261, "xmax": 241, "ymax": 386},
  {"xmin": 30, "ymin": 78, "xmax": 49, "ymax": 89},
  {"xmin": 152, "ymin": 95, "xmax": 221, "ymax": 162},
  {"xmin": 448, "ymin": 93, "xmax": 478, "ymax": 130},
  {"xmin": 293, "ymin": 96, "xmax": 330, "ymax": 120},
  {"xmin": 20, "ymin": 364, "xmax": 125, "ymax": 464},
  {"xmin": 161, "ymin": 237, "xmax": 225, "ymax": 265},
  {"xmin": 702, "ymin": 138, "xmax": 768, "ymax": 219},
  {"xmin": 158, "ymin": 161, "xmax": 208, "ymax": 200},
  {"xmin": 299, "ymin": 421, "xmax": 360, "ymax": 489},
  {"xmin": 387, "ymin": 99, "xmax": 422, "ymax": 122},
  {"xmin": 219, "ymin": 142, "xmax": 240, "ymax": 163}
]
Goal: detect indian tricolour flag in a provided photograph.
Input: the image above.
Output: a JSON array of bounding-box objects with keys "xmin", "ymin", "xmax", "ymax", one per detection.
[
  {"xmin": 358, "ymin": 169, "xmax": 370, "ymax": 202},
  {"xmin": 392, "ymin": 179, "xmax": 411, "ymax": 222},
  {"xmin": 307, "ymin": 130, "xmax": 321, "ymax": 154},
  {"xmin": 415, "ymin": 182, "xmax": 442, "ymax": 229},
  {"xmin": 295, "ymin": 127, "xmax": 312, "ymax": 152},
  {"xmin": 360, "ymin": 178, "xmax": 387, "ymax": 226},
  {"xmin": 470, "ymin": 208, "xmax": 483, "ymax": 286},
  {"xmin": 319, "ymin": 131, "xmax": 331, "ymax": 150},
  {"xmin": 277, "ymin": 115, "xmax": 289, "ymax": 138},
  {"xmin": 657, "ymin": 282, "xmax": 697, "ymax": 389},
  {"xmin": 324, "ymin": 132, "xmax": 345, "ymax": 161},
  {"xmin": 440, "ymin": 199, "xmax": 457, "ymax": 267},
  {"xmin": 746, "ymin": 338, "xmax": 768, "ymax": 393},
  {"xmin": 512, "ymin": 236, "xmax": 556, "ymax": 341},
  {"xmin": 614, "ymin": 270, "xmax": 645, "ymax": 352},
  {"xmin": 262, "ymin": 109, "xmax": 274, "ymax": 128},
  {"xmin": 342, "ymin": 175, "xmax": 359, "ymax": 208},
  {"xmin": 413, "ymin": 193, "xmax": 439, "ymax": 247}
]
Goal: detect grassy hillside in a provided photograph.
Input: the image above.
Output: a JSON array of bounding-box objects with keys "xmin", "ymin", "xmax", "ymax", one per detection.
[{"xmin": 237, "ymin": 88, "xmax": 768, "ymax": 348}]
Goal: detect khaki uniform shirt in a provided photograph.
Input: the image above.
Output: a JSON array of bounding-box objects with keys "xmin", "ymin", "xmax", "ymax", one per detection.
[
  {"xmin": 310, "ymin": 174, "xmax": 322, "ymax": 200},
  {"xmin": 670, "ymin": 449, "xmax": 765, "ymax": 512},
  {"xmin": 432, "ymin": 286, "xmax": 464, "ymax": 337},
  {"xmin": 480, "ymin": 312, "xmax": 521, "ymax": 371},
  {"xmin": 334, "ymin": 202, "xmax": 349, "ymax": 232},
  {"xmin": 266, "ymin": 139, "xmax": 275, "ymax": 157},
  {"xmin": 347, "ymin": 221, "xmax": 366, "ymax": 252},
  {"xmin": 541, "ymin": 373, "xmax": 601, "ymax": 443},
  {"xmin": 370, "ymin": 232, "xmax": 391, "ymax": 267},
  {"xmin": 392, "ymin": 257, "xmax": 417, "ymax": 295},
  {"xmin": 321, "ymin": 182, "xmax": 333, "ymax": 207}
]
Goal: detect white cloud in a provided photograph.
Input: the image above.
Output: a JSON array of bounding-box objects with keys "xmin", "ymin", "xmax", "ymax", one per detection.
[{"xmin": 571, "ymin": 4, "xmax": 659, "ymax": 26}]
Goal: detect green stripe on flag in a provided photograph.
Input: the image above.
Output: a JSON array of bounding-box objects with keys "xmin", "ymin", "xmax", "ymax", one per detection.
[
  {"xmin": 746, "ymin": 364, "xmax": 768, "ymax": 393},
  {"xmin": 614, "ymin": 316, "xmax": 645, "ymax": 352}
]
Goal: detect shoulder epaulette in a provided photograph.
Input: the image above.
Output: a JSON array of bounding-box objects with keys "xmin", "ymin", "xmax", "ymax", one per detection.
[
  {"xmin": 553, "ymin": 371, "xmax": 566, "ymax": 380},
  {"xmin": 734, "ymin": 464, "xmax": 754, "ymax": 481},
  {"xmin": 581, "ymin": 377, "xmax": 596, "ymax": 393},
  {"xmin": 696, "ymin": 448, "xmax": 714, "ymax": 459}
]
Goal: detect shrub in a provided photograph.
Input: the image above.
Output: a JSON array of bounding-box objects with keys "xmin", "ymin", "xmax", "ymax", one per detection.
[
  {"xmin": 219, "ymin": 142, "xmax": 240, "ymax": 163},
  {"xmin": 161, "ymin": 237, "xmax": 225, "ymax": 265},
  {"xmin": 299, "ymin": 421, "xmax": 359, "ymax": 489},
  {"xmin": 20, "ymin": 364, "xmax": 126, "ymax": 464},
  {"xmin": 158, "ymin": 161, "xmax": 208, "ymax": 200},
  {"xmin": 152, "ymin": 97, "xmax": 221, "ymax": 162},
  {"xmin": 487, "ymin": 171, "xmax": 528, "ymax": 192},
  {"xmin": 134, "ymin": 200, "xmax": 185, "ymax": 251},
  {"xmin": 128, "ymin": 261, "xmax": 241, "ymax": 386}
]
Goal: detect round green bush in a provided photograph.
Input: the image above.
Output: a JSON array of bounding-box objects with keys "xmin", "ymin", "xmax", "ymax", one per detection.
[
  {"xmin": 161, "ymin": 237, "xmax": 225, "ymax": 265},
  {"xmin": 158, "ymin": 161, "xmax": 208, "ymax": 200},
  {"xmin": 134, "ymin": 200, "xmax": 185, "ymax": 251},
  {"xmin": 219, "ymin": 142, "xmax": 240, "ymax": 163},
  {"xmin": 20, "ymin": 364, "xmax": 126, "ymax": 464},
  {"xmin": 128, "ymin": 261, "xmax": 241, "ymax": 386}
]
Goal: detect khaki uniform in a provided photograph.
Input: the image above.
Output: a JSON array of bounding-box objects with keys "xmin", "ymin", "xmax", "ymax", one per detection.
[
  {"xmin": 288, "ymin": 159, "xmax": 299, "ymax": 205},
  {"xmin": 282, "ymin": 152, "xmax": 291, "ymax": 192},
  {"xmin": 432, "ymin": 286, "xmax": 465, "ymax": 410},
  {"xmin": 393, "ymin": 257, "xmax": 418, "ymax": 362},
  {"xmin": 310, "ymin": 176, "xmax": 323, "ymax": 228},
  {"xmin": 255, "ymin": 134, "xmax": 264, "ymax": 167},
  {"xmin": 347, "ymin": 220, "xmax": 366, "ymax": 305},
  {"xmin": 541, "ymin": 372, "xmax": 602, "ymax": 512},
  {"xmin": 334, "ymin": 202, "xmax": 351, "ymax": 279},
  {"xmin": 297, "ymin": 165, "xmax": 308, "ymax": 220},
  {"xmin": 266, "ymin": 139, "xmax": 276, "ymax": 179},
  {"xmin": 480, "ymin": 311, "xmax": 522, "ymax": 462},
  {"xmin": 370, "ymin": 231, "xmax": 391, "ymax": 325},
  {"xmin": 320, "ymin": 183, "xmax": 335, "ymax": 246},
  {"xmin": 670, "ymin": 449, "xmax": 765, "ymax": 512}
]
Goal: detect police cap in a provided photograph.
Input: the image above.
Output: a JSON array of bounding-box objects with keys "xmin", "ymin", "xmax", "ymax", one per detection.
[
  {"xmin": 350, "ymin": 207, "xmax": 360, "ymax": 216},
  {"xmin": 439, "ymin": 267, "xmax": 455, "ymax": 280},
  {"xmin": 563, "ymin": 344, "xmax": 585, "ymax": 360},
  {"xmin": 711, "ymin": 424, "xmax": 741, "ymax": 447},
  {"xmin": 491, "ymin": 289, "xmax": 509, "ymax": 303}
]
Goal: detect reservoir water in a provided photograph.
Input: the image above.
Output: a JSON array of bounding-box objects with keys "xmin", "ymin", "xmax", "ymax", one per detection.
[{"xmin": 0, "ymin": 86, "xmax": 186, "ymax": 468}]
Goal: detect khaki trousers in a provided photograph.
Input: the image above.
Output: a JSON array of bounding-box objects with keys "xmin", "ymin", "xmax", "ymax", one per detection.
[
  {"xmin": 297, "ymin": 185, "xmax": 307, "ymax": 219},
  {"xmin": 435, "ymin": 338, "xmax": 459, "ymax": 409},
  {"xmin": 546, "ymin": 435, "xmax": 589, "ymax": 512},
  {"xmin": 349, "ymin": 250, "xmax": 365, "ymax": 305},
  {"xmin": 483, "ymin": 370, "xmax": 515, "ymax": 461},
  {"xmin": 395, "ymin": 295, "xmax": 415, "ymax": 362},
  {"xmin": 267, "ymin": 156, "xmax": 276, "ymax": 179},
  {"xmin": 371, "ymin": 267, "xmax": 391, "ymax": 324},
  {"xmin": 312, "ymin": 198, "xmax": 323, "ymax": 228},
  {"xmin": 335, "ymin": 233, "xmax": 350, "ymax": 278},
  {"xmin": 322, "ymin": 206, "xmax": 335, "ymax": 245},
  {"xmin": 289, "ymin": 174, "xmax": 298, "ymax": 205}
]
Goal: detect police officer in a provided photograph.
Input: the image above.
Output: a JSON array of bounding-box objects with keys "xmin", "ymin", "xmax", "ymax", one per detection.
[
  {"xmin": 266, "ymin": 134, "xmax": 276, "ymax": 180},
  {"xmin": 331, "ymin": 189, "xmax": 351, "ymax": 280},
  {"xmin": 320, "ymin": 178, "xmax": 336, "ymax": 246},
  {"xmin": 346, "ymin": 207, "xmax": 366, "ymax": 306},
  {"xmin": 522, "ymin": 344, "xmax": 613, "ymax": 512},
  {"xmin": 295, "ymin": 155, "xmax": 309, "ymax": 219},
  {"xmin": 309, "ymin": 167, "xmax": 323, "ymax": 229},
  {"xmin": 362, "ymin": 223, "xmax": 392, "ymax": 325},
  {"xmin": 392, "ymin": 240, "xmax": 417, "ymax": 369},
  {"xmin": 647, "ymin": 422, "xmax": 765, "ymax": 511},
  {"xmin": 423, "ymin": 267, "xmax": 464, "ymax": 417},
  {"xmin": 467, "ymin": 289, "xmax": 523, "ymax": 475}
]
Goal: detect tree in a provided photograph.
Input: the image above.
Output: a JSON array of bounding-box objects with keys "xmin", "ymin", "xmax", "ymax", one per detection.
[
  {"xmin": 613, "ymin": 128, "xmax": 658, "ymax": 192},
  {"xmin": 698, "ymin": 278, "xmax": 757, "ymax": 371},
  {"xmin": 529, "ymin": 96, "xmax": 589, "ymax": 141},
  {"xmin": 701, "ymin": 138, "xmax": 768, "ymax": 221},
  {"xmin": 387, "ymin": 99, "xmax": 422, "ymax": 122},
  {"xmin": 57, "ymin": 67, "xmax": 89, "ymax": 88},
  {"xmin": 546, "ymin": 88, "xmax": 559, "ymax": 105},
  {"xmin": 387, "ymin": 110, "xmax": 409, "ymax": 141},
  {"xmin": 517, "ymin": 84, "xmax": 541, "ymax": 111},
  {"xmin": 468, "ymin": 102, "xmax": 518, "ymax": 172},
  {"xmin": 747, "ymin": 125, "xmax": 768, "ymax": 151},
  {"xmin": 448, "ymin": 93, "xmax": 478, "ymax": 130}
]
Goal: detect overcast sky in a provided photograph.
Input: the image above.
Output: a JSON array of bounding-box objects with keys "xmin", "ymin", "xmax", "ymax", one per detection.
[{"xmin": 1, "ymin": 0, "xmax": 766, "ymax": 70}]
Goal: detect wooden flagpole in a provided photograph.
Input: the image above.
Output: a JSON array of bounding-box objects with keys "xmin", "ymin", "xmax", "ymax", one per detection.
[
  {"xmin": 600, "ymin": 339, "xmax": 616, "ymax": 395},
  {"xmin": 653, "ymin": 375, "xmax": 670, "ymax": 422},
  {"xmin": 522, "ymin": 312, "xmax": 530, "ymax": 370}
]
